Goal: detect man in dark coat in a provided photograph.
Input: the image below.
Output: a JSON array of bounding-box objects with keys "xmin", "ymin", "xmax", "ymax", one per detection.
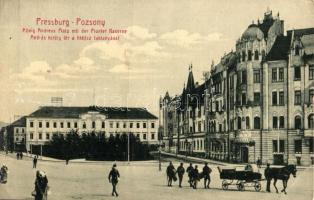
[
  {"xmin": 192, "ymin": 165, "xmax": 199, "ymax": 189},
  {"xmin": 177, "ymin": 163, "xmax": 185, "ymax": 188},
  {"xmin": 34, "ymin": 170, "xmax": 48, "ymax": 200},
  {"xmin": 264, "ymin": 163, "xmax": 271, "ymax": 192},
  {"xmin": 108, "ymin": 163, "xmax": 120, "ymax": 197},
  {"xmin": 202, "ymin": 162, "xmax": 212, "ymax": 189},
  {"xmin": 166, "ymin": 161, "xmax": 175, "ymax": 187},
  {"xmin": 186, "ymin": 163, "xmax": 194, "ymax": 187},
  {"xmin": 33, "ymin": 156, "xmax": 38, "ymax": 168}
]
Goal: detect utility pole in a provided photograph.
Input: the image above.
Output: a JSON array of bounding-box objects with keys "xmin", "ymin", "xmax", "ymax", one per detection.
[{"xmin": 127, "ymin": 132, "xmax": 130, "ymax": 164}]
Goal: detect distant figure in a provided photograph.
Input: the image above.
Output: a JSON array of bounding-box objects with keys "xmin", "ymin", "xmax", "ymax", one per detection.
[
  {"xmin": 16, "ymin": 153, "xmax": 19, "ymax": 160},
  {"xmin": 202, "ymin": 162, "xmax": 212, "ymax": 189},
  {"xmin": 264, "ymin": 163, "xmax": 271, "ymax": 192},
  {"xmin": 33, "ymin": 156, "xmax": 38, "ymax": 168},
  {"xmin": 108, "ymin": 163, "xmax": 120, "ymax": 197},
  {"xmin": 186, "ymin": 163, "xmax": 194, "ymax": 187},
  {"xmin": 192, "ymin": 165, "xmax": 199, "ymax": 189},
  {"xmin": 66, "ymin": 158, "xmax": 69, "ymax": 165},
  {"xmin": 166, "ymin": 161, "xmax": 175, "ymax": 187},
  {"xmin": 245, "ymin": 164, "xmax": 253, "ymax": 171},
  {"xmin": 0, "ymin": 164, "xmax": 8, "ymax": 183},
  {"xmin": 176, "ymin": 163, "xmax": 185, "ymax": 188},
  {"xmin": 34, "ymin": 170, "xmax": 48, "ymax": 200},
  {"xmin": 257, "ymin": 158, "xmax": 262, "ymax": 168},
  {"xmin": 20, "ymin": 152, "xmax": 23, "ymax": 160}
]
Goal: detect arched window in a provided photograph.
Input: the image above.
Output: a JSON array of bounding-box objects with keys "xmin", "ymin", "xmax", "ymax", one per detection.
[
  {"xmin": 248, "ymin": 50, "xmax": 252, "ymax": 61},
  {"xmin": 295, "ymin": 116, "xmax": 302, "ymax": 129},
  {"xmin": 254, "ymin": 50, "xmax": 259, "ymax": 60},
  {"xmin": 295, "ymin": 45, "xmax": 300, "ymax": 56},
  {"xmin": 246, "ymin": 116, "xmax": 250, "ymax": 129},
  {"xmin": 308, "ymin": 114, "xmax": 314, "ymax": 129},
  {"xmin": 92, "ymin": 121, "xmax": 96, "ymax": 129},
  {"xmin": 254, "ymin": 117, "xmax": 260, "ymax": 129},
  {"xmin": 238, "ymin": 117, "xmax": 242, "ymax": 130},
  {"xmin": 242, "ymin": 51, "xmax": 246, "ymax": 61},
  {"xmin": 82, "ymin": 122, "xmax": 86, "ymax": 129}
]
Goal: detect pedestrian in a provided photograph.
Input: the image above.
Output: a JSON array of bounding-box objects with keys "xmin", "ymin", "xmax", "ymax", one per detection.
[
  {"xmin": 20, "ymin": 152, "xmax": 23, "ymax": 160},
  {"xmin": 176, "ymin": 163, "xmax": 185, "ymax": 188},
  {"xmin": 108, "ymin": 163, "xmax": 120, "ymax": 197},
  {"xmin": 16, "ymin": 152, "xmax": 19, "ymax": 160},
  {"xmin": 192, "ymin": 165, "xmax": 199, "ymax": 189},
  {"xmin": 0, "ymin": 164, "xmax": 8, "ymax": 183},
  {"xmin": 264, "ymin": 163, "xmax": 271, "ymax": 192},
  {"xmin": 33, "ymin": 170, "xmax": 48, "ymax": 200},
  {"xmin": 186, "ymin": 163, "xmax": 194, "ymax": 187},
  {"xmin": 166, "ymin": 161, "xmax": 175, "ymax": 187},
  {"xmin": 33, "ymin": 156, "xmax": 38, "ymax": 169},
  {"xmin": 257, "ymin": 158, "xmax": 262, "ymax": 168},
  {"xmin": 202, "ymin": 162, "xmax": 212, "ymax": 189}
]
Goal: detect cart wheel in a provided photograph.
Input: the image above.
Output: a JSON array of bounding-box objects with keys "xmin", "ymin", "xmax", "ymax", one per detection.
[
  {"xmin": 222, "ymin": 181, "xmax": 228, "ymax": 190},
  {"xmin": 254, "ymin": 182, "xmax": 261, "ymax": 192},
  {"xmin": 237, "ymin": 182, "xmax": 244, "ymax": 191}
]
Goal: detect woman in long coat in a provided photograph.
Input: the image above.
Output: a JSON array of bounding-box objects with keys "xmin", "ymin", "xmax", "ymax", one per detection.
[{"xmin": 34, "ymin": 170, "xmax": 48, "ymax": 200}]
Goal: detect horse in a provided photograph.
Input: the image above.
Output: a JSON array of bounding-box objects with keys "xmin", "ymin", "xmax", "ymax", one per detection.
[{"xmin": 265, "ymin": 164, "xmax": 297, "ymax": 194}]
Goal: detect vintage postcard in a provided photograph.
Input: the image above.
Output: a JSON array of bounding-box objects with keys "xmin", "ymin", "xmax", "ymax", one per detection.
[{"xmin": 0, "ymin": 0, "xmax": 313, "ymax": 199}]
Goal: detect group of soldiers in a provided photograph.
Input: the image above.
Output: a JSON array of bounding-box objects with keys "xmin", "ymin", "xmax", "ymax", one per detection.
[{"xmin": 166, "ymin": 161, "xmax": 212, "ymax": 189}]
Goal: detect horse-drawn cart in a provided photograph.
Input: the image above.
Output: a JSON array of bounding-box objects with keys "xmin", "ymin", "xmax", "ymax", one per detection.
[{"xmin": 218, "ymin": 165, "xmax": 262, "ymax": 191}]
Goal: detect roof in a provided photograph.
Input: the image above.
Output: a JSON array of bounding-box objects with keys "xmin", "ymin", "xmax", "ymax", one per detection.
[
  {"xmin": 301, "ymin": 34, "xmax": 314, "ymax": 55},
  {"xmin": 10, "ymin": 116, "xmax": 26, "ymax": 127},
  {"xmin": 266, "ymin": 36, "xmax": 290, "ymax": 61},
  {"xmin": 241, "ymin": 25, "xmax": 264, "ymax": 41},
  {"xmin": 287, "ymin": 28, "xmax": 314, "ymax": 38},
  {"xmin": 28, "ymin": 106, "xmax": 158, "ymax": 120}
]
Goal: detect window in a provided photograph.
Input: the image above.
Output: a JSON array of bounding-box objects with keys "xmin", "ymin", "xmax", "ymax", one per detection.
[
  {"xmin": 308, "ymin": 114, "xmax": 314, "ymax": 129},
  {"xmin": 46, "ymin": 133, "xmax": 50, "ymax": 140},
  {"xmin": 272, "ymin": 68, "xmax": 277, "ymax": 82},
  {"xmin": 246, "ymin": 117, "xmax": 250, "ymax": 129},
  {"xmin": 237, "ymin": 117, "xmax": 242, "ymax": 130},
  {"xmin": 130, "ymin": 123, "xmax": 133, "ymax": 128},
  {"xmin": 30, "ymin": 133, "xmax": 33, "ymax": 140},
  {"xmin": 309, "ymin": 65, "xmax": 314, "ymax": 80},
  {"xmin": 254, "ymin": 117, "xmax": 260, "ymax": 129},
  {"xmin": 46, "ymin": 122, "xmax": 49, "ymax": 128},
  {"xmin": 219, "ymin": 124, "xmax": 222, "ymax": 132},
  {"xmin": 151, "ymin": 133, "xmax": 155, "ymax": 140},
  {"xmin": 39, "ymin": 133, "xmax": 42, "ymax": 140},
  {"xmin": 242, "ymin": 71, "xmax": 247, "ymax": 84},
  {"xmin": 116, "ymin": 122, "xmax": 119, "ymax": 128},
  {"xmin": 241, "ymin": 93, "xmax": 246, "ymax": 105},
  {"xmin": 294, "ymin": 140, "xmax": 302, "ymax": 153},
  {"xmin": 123, "ymin": 123, "xmax": 126, "ymax": 128},
  {"xmin": 230, "ymin": 75, "xmax": 234, "ymax": 89},
  {"xmin": 253, "ymin": 70, "xmax": 260, "ymax": 83},
  {"xmin": 198, "ymin": 122, "xmax": 202, "ymax": 132},
  {"xmin": 151, "ymin": 122, "xmax": 155, "ymax": 128},
  {"xmin": 310, "ymin": 139, "xmax": 314, "ymax": 153},
  {"xmin": 273, "ymin": 116, "xmax": 278, "ymax": 129},
  {"xmin": 16, "ymin": 128, "xmax": 19, "ymax": 133},
  {"xmin": 16, "ymin": 137, "xmax": 19, "ymax": 141},
  {"xmin": 39, "ymin": 122, "xmax": 42, "ymax": 128},
  {"xmin": 309, "ymin": 89, "xmax": 314, "ymax": 104},
  {"xmin": 272, "ymin": 91, "xmax": 277, "ymax": 105},
  {"xmin": 136, "ymin": 134, "xmax": 140, "ymax": 138},
  {"xmin": 22, "ymin": 128, "xmax": 24, "ymax": 133},
  {"xmin": 102, "ymin": 122, "xmax": 105, "ymax": 128},
  {"xmin": 74, "ymin": 122, "xmax": 78, "ymax": 128},
  {"xmin": 242, "ymin": 51, "xmax": 246, "ymax": 61},
  {"xmin": 295, "ymin": 45, "xmax": 300, "ymax": 55},
  {"xmin": 279, "ymin": 116, "xmax": 285, "ymax": 128},
  {"xmin": 83, "ymin": 122, "xmax": 86, "ymax": 129},
  {"xmin": 279, "ymin": 68, "xmax": 284, "ymax": 81},
  {"xmin": 53, "ymin": 122, "xmax": 57, "ymax": 128},
  {"xmin": 30, "ymin": 121, "xmax": 34, "ymax": 128},
  {"xmin": 261, "ymin": 50, "xmax": 266, "ymax": 60},
  {"xmin": 137, "ymin": 123, "xmax": 140, "ymax": 128},
  {"xmin": 273, "ymin": 140, "xmax": 285, "ymax": 153},
  {"xmin": 294, "ymin": 66, "xmax": 301, "ymax": 80},
  {"xmin": 110, "ymin": 122, "xmax": 113, "ymax": 128},
  {"xmin": 143, "ymin": 123, "xmax": 146, "ymax": 128},
  {"xmin": 294, "ymin": 90, "xmax": 301, "ymax": 105},
  {"xmin": 295, "ymin": 116, "xmax": 302, "ymax": 129},
  {"xmin": 248, "ymin": 50, "xmax": 252, "ymax": 61},
  {"xmin": 92, "ymin": 121, "xmax": 96, "ymax": 129},
  {"xmin": 254, "ymin": 50, "xmax": 259, "ymax": 60},
  {"xmin": 60, "ymin": 122, "xmax": 64, "ymax": 128},
  {"xmin": 143, "ymin": 133, "xmax": 147, "ymax": 140},
  {"xmin": 190, "ymin": 126, "xmax": 193, "ymax": 133},
  {"xmin": 279, "ymin": 91, "xmax": 284, "ymax": 105},
  {"xmin": 67, "ymin": 122, "xmax": 71, "ymax": 128}
]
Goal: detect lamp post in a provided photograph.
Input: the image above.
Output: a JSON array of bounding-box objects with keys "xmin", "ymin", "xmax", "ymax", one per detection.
[{"xmin": 127, "ymin": 132, "xmax": 130, "ymax": 164}]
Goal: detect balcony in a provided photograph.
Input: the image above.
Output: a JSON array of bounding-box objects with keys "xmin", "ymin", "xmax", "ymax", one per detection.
[{"xmin": 304, "ymin": 129, "xmax": 314, "ymax": 137}]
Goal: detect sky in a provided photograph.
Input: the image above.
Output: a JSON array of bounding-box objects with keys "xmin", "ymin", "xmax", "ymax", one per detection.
[{"xmin": 0, "ymin": 0, "xmax": 314, "ymax": 123}]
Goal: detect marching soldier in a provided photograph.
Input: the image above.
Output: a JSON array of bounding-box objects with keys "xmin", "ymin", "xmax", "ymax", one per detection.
[
  {"xmin": 176, "ymin": 163, "xmax": 185, "ymax": 188},
  {"xmin": 186, "ymin": 163, "xmax": 194, "ymax": 187},
  {"xmin": 202, "ymin": 162, "xmax": 212, "ymax": 189}
]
